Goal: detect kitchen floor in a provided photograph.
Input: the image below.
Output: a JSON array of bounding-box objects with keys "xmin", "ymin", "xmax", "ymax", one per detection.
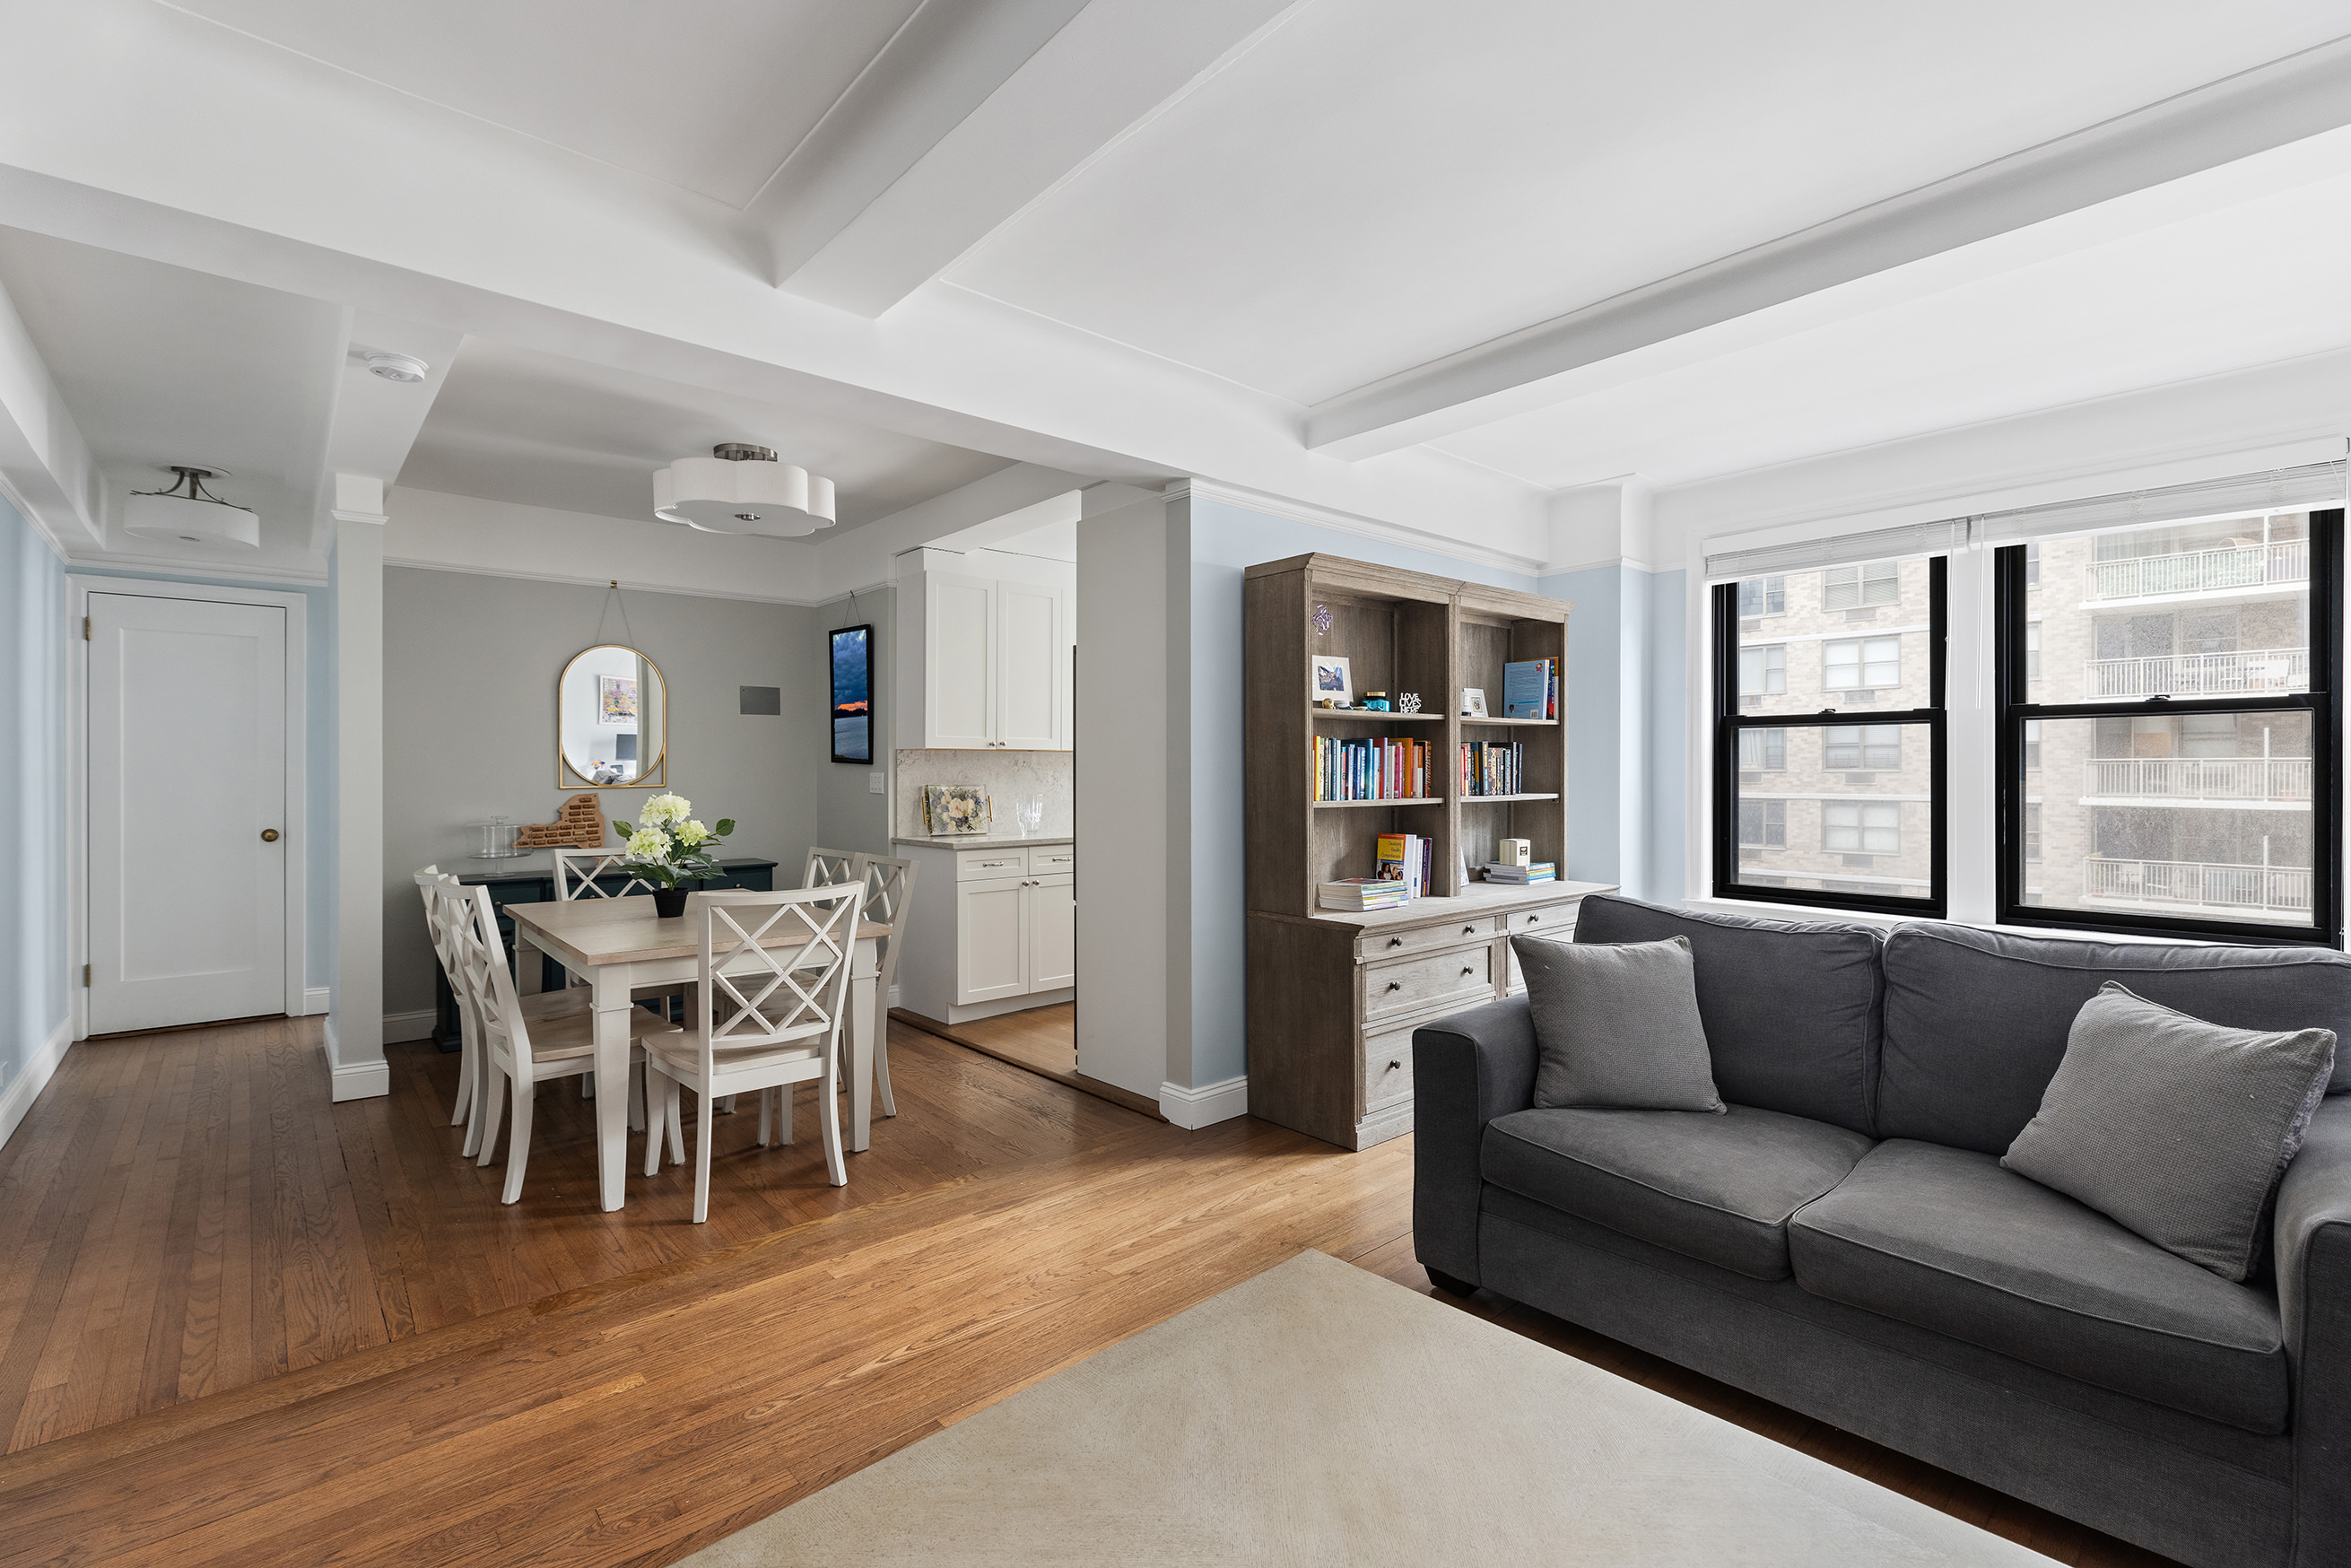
[{"xmin": 894, "ymin": 1003, "xmax": 1159, "ymax": 1119}]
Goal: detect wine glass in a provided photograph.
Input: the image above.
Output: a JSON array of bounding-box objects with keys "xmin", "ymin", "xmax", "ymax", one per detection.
[{"xmin": 1015, "ymin": 795, "xmax": 1045, "ymax": 837}]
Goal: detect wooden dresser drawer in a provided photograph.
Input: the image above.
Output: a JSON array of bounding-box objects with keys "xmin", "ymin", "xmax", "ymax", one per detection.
[
  {"xmin": 1495, "ymin": 900, "xmax": 1580, "ymax": 940},
  {"xmin": 1356, "ymin": 915, "xmax": 1498, "ymax": 962},
  {"xmin": 1363, "ymin": 1018, "xmax": 1418, "ymax": 1111},
  {"xmin": 1364, "ymin": 945, "xmax": 1493, "ymax": 1024},
  {"xmin": 956, "ymin": 849, "xmax": 1030, "ymax": 881}
]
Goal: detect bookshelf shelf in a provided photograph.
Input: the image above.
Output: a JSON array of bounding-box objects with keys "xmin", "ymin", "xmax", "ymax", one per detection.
[
  {"xmin": 1461, "ymin": 716, "xmax": 1558, "ymax": 727},
  {"xmin": 1460, "ymin": 792, "xmax": 1560, "ymax": 803},
  {"xmin": 1312, "ymin": 709, "xmax": 1448, "ymax": 722},
  {"xmin": 1312, "ymin": 796, "xmax": 1445, "ymax": 808}
]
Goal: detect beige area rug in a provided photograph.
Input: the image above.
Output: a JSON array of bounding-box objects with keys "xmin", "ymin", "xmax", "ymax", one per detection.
[{"xmin": 684, "ymin": 1249, "xmax": 2051, "ymax": 1567}]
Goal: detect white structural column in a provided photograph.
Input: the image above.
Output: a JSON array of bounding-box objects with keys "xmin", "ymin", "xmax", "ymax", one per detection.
[
  {"xmin": 1541, "ymin": 483, "xmax": 1661, "ymax": 898},
  {"xmin": 329, "ymin": 506, "xmax": 388, "ymax": 1100}
]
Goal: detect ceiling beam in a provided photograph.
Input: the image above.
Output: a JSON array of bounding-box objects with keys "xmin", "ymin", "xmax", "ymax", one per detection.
[
  {"xmin": 305, "ymin": 311, "xmax": 465, "ymax": 553},
  {"xmin": 767, "ymin": 0, "xmax": 1308, "ymax": 318},
  {"xmin": 1305, "ymin": 32, "xmax": 2351, "ymax": 460},
  {"xmin": 0, "ymin": 272, "xmax": 100, "ymax": 553}
]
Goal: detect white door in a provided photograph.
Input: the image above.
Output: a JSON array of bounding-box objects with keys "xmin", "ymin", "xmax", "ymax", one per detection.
[
  {"xmin": 89, "ymin": 592, "xmax": 288, "ymax": 1032},
  {"xmin": 996, "ymin": 582, "xmax": 1065, "ymax": 750},
  {"xmin": 1025, "ymin": 873, "xmax": 1075, "ymax": 991},
  {"xmin": 955, "ymin": 875, "xmax": 1029, "ymax": 1006},
  {"xmin": 927, "ymin": 574, "xmax": 995, "ymax": 749}
]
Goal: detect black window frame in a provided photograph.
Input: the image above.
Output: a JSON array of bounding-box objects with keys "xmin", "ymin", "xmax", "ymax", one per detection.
[
  {"xmin": 1712, "ymin": 555, "xmax": 1948, "ymax": 918},
  {"xmin": 1992, "ymin": 509, "xmax": 2343, "ymax": 947}
]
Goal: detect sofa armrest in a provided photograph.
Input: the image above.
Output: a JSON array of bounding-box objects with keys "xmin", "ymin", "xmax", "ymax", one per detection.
[
  {"xmin": 1412, "ymin": 997, "xmax": 1538, "ymax": 1287},
  {"xmin": 2277, "ymin": 1094, "xmax": 2351, "ymax": 1562}
]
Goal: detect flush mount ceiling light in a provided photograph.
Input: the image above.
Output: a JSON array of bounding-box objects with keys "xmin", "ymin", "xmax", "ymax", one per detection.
[
  {"xmin": 361, "ymin": 351, "xmax": 431, "ymax": 383},
  {"xmin": 653, "ymin": 443, "xmax": 836, "ymax": 538},
  {"xmin": 123, "ymin": 466, "xmax": 260, "ymax": 551}
]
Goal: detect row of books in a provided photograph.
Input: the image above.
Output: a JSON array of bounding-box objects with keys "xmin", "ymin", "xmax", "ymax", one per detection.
[
  {"xmin": 1502, "ymin": 658, "xmax": 1559, "ymax": 720},
  {"xmin": 1312, "ymin": 735, "xmax": 1432, "ymax": 802},
  {"xmin": 1483, "ymin": 860, "xmax": 1557, "ymax": 884},
  {"xmin": 1461, "ymin": 740, "xmax": 1526, "ymax": 797}
]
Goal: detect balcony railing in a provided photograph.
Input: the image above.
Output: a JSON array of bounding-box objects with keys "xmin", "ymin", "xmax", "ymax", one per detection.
[
  {"xmin": 2082, "ymin": 857, "xmax": 2312, "ymax": 914},
  {"xmin": 2084, "ymin": 540, "xmax": 2307, "ymax": 601},
  {"xmin": 2081, "ymin": 647, "xmax": 2308, "ymax": 699},
  {"xmin": 2082, "ymin": 757, "xmax": 2313, "ymax": 801}
]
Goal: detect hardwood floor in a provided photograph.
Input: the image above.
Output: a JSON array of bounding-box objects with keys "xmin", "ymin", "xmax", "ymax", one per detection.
[
  {"xmin": 0, "ymin": 1017, "xmax": 2180, "ymax": 1567},
  {"xmin": 893, "ymin": 1002, "xmax": 1160, "ymax": 1118}
]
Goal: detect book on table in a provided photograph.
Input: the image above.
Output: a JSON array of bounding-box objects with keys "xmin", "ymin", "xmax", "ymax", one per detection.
[{"xmin": 1483, "ymin": 861, "xmax": 1556, "ymax": 884}]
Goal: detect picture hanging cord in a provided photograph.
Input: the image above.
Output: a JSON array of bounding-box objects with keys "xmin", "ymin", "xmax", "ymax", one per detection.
[
  {"xmin": 832, "ymin": 588, "xmax": 858, "ymax": 632},
  {"xmin": 596, "ymin": 579, "xmax": 640, "ymax": 649}
]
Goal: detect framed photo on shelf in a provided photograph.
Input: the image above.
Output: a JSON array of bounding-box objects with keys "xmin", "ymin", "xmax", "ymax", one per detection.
[
  {"xmin": 1460, "ymin": 687, "xmax": 1488, "ymax": 718},
  {"xmin": 1311, "ymin": 654, "xmax": 1352, "ymax": 705}
]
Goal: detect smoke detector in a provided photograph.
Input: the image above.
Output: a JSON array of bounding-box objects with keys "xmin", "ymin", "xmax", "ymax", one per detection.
[
  {"xmin": 652, "ymin": 443, "xmax": 836, "ymax": 538},
  {"xmin": 123, "ymin": 466, "xmax": 260, "ymax": 551},
  {"xmin": 361, "ymin": 351, "xmax": 431, "ymax": 384}
]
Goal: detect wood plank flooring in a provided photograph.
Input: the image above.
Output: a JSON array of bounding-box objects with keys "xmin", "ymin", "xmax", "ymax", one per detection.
[{"xmin": 0, "ymin": 1017, "xmax": 2179, "ymax": 1567}]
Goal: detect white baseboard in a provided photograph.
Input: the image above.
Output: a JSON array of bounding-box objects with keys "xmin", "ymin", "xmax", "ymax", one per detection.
[
  {"xmin": 382, "ymin": 1008, "xmax": 438, "ymax": 1043},
  {"xmin": 0, "ymin": 1017, "xmax": 74, "ymax": 1150},
  {"xmin": 331, "ymin": 1058, "xmax": 392, "ymax": 1102},
  {"xmin": 302, "ymin": 987, "xmax": 331, "ymax": 1016},
  {"xmin": 889, "ymin": 984, "xmax": 901, "ymax": 1008},
  {"xmin": 1159, "ymin": 1074, "xmax": 1249, "ymax": 1130}
]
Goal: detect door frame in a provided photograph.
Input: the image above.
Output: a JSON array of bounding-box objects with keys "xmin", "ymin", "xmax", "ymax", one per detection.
[{"xmin": 68, "ymin": 576, "xmax": 310, "ymax": 1040}]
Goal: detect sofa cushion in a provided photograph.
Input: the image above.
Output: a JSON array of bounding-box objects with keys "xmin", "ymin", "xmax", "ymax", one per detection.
[
  {"xmin": 1572, "ymin": 893, "xmax": 1883, "ymax": 1136},
  {"xmin": 1483, "ymin": 1103, "xmax": 1874, "ymax": 1280},
  {"xmin": 1518, "ymin": 934, "xmax": 1724, "ymax": 1112},
  {"xmin": 1878, "ymin": 922, "xmax": 2351, "ymax": 1154},
  {"xmin": 1789, "ymin": 1139, "xmax": 2288, "ymax": 1433}
]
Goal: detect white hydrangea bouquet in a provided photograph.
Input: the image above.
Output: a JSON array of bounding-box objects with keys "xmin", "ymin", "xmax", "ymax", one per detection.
[{"xmin": 612, "ymin": 794, "xmax": 735, "ymax": 910}]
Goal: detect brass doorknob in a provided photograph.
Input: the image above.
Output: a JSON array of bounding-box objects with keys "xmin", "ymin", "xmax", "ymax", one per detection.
[{"xmin": 260, "ymin": 828, "xmax": 281, "ymax": 842}]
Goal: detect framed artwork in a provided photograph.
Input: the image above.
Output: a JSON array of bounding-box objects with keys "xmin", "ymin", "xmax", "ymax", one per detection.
[
  {"xmin": 1460, "ymin": 687, "xmax": 1488, "ymax": 719},
  {"xmin": 1311, "ymin": 654, "xmax": 1352, "ymax": 704},
  {"xmin": 924, "ymin": 784, "xmax": 992, "ymax": 836},
  {"xmin": 597, "ymin": 674, "xmax": 637, "ymax": 726},
  {"xmin": 830, "ymin": 623, "xmax": 873, "ymax": 764}
]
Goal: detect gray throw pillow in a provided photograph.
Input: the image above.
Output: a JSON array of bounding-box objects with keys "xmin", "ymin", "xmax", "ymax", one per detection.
[
  {"xmin": 1516, "ymin": 934, "xmax": 1724, "ymax": 1113},
  {"xmin": 2002, "ymin": 981, "xmax": 2336, "ymax": 1282}
]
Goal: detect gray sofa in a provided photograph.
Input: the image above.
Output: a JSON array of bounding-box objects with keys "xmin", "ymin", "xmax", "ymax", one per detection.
[{"xmin": 1413, "ymin": 893, "xmax": 2351, "ymax": 1568}]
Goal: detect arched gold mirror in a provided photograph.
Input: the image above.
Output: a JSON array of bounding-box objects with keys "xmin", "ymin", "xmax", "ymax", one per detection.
[{"xmin": 557, "ymin": 644, "xmax": 667, "ymax": 788}]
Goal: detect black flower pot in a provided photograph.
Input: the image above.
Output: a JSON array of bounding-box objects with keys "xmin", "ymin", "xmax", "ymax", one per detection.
[{"xmin": 652, "ymin": 887, "xmax": 690, "ymax": 919}]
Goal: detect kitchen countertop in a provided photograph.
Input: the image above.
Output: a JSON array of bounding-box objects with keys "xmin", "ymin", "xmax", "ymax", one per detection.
[{"xmin": 891, "ymin": 834, "xmax": 1075, "ymax": 851}]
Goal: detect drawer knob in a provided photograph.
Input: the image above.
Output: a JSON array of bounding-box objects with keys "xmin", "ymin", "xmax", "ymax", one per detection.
[
  {"xmin": 1462, "ymin": 925, "xmax": 1476, "ymax": 936},
  {"xmin": 1389, "ymin": 936, "xmax": 1404, "ymax": 947},
  {"xmin": 1526, "ymin": 914, "xmax": 1538, "ymax": 923},
  {"xmin": 1386, "ymin": 981, "xmax": 1401, "ymax": 992},
  {"xmin": 1461, "ymin": 966, "xmax": 1475, "ymax": 976},
  {"xmin": 1387, "ymin": 1059, "xmax": 1400, "ymax": 1072}
]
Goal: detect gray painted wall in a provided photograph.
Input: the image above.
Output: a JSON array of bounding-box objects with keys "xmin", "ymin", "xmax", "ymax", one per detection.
[
  {"xmin": 0, "ymin": 495, "xmax": 68, "ymax": 1119},
  {"xmin": 379, "ymin": 568, "xmax": 827, "ymax": 1019},
  {"xmin": 810, "ymin": 587, "xmax": 895, "ymax": 860}
]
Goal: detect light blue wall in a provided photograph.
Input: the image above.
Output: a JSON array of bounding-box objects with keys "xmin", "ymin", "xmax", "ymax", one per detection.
[
  {"xmin": 76, "ymin": 567, "xmax": 335, "ymax": 992},
  {"xmin": 0, "ymin": 496, "xmax": 69, "ymax": 1109},
  {"xmin": 1539, "ymin": 564, "xmax": 1626, "ymax": 888},
  {"xmin": 1185, "ymin": 495, "xmax": 1546, "ymax": 1091},
  {"xmin": 1647, "ymin": 571, "xmax": 1688, "ymax": 904}
]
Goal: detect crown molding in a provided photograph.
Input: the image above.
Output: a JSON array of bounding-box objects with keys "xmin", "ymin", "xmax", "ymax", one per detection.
[
  {"xmin": 381, "ymin": 554, "xmax": 835, "ymax": 607},
  {"xmin": 331, "ymin": 508, "xmax": 389, "ymax": 526},
  {"xmin": 1166, "ymin": 478, "xmax": 1545, "ymax": 577},
  {"xmin": 65, "ymin": 548, "xmax": 327, "ymax": 587}
]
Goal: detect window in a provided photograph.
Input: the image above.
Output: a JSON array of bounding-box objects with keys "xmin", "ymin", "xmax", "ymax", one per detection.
[
  {"xmin": 1738, "ymin": 799, "xmax": 1786, "ymax": 848},
  {"xmin": 1738, "ymin": 576, "xmax": 1786, "ymax": 617},
  {"xmin": 1824, "ymin": 801, "xmax": 1902, "ymax": 853},
  {"xmin": 1737, "ymin": 727, "xmax": 1786, "ymax": 771},
  {"xmin": 1996, "ymin": 510, "xmax": 2340, "ymax": 944},
  {"xmin": 1824, "ymin": 725, "xmax": 1901, "ymax": 771},
  {"xmin": 1714, "ymin": 557, "xmax": 1946, "ymax": 917},
  {"xmin": 1824, "ymin": 636, "xmax": 1900, "ymax": 690},
  {"xmin": 2024, "ymin": 543, "xmax": 2042, "ymax": 587},
  {"xmin": 1739, "ymin": 644, "xmax": 1785, "ymax": 697},
  {"xmin": 1824, "ymin": 561, "xmax": 1900, "ymax": 610}
]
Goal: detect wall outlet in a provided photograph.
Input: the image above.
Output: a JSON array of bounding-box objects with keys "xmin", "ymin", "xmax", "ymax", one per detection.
[{"xmin": 868, "ymin": 771, "xmax": 886, "ymax": 795}]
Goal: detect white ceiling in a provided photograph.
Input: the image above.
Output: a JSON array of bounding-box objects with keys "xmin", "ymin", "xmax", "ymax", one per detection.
[
  {"xmin": 396, "ymin": 337, "xmax": 1018, "ymax": 529},
  {"xmin": 947, "ymin": 0, "xmax": 2351, "ymax": 405},
  {"xmin": 164, "ymin": 0, "xmax": 926, "ymax": 207}
]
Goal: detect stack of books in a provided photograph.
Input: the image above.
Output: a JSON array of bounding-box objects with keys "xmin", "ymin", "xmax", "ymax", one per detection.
[
  {"xmin": 1313, "ymin": 735, "xmax": 1431, "ymax": 801},
  {"xmin": 1319, "ymin": 877, "xmax": 1412, "ymax": 911},
  {"xmin": 1460, "ymin": 740, "xmax": 1525, "ymax": 796},
  {"xmin": 1502, "ymin": 658, "xmax": 1559, "ymax": 720},
  {"xmin": 1484, "ymin": 860, "xmax": 1557, "ymax": 884}
]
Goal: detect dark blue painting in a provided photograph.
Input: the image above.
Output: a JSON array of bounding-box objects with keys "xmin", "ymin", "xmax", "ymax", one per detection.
[{"xmin": 830, "ymin": 623, "xmax": 872, "ymax": 763}]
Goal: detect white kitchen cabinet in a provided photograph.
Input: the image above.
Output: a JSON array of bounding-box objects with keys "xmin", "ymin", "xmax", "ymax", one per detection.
[
  {"xmin": 899, "ymin": 841, "xmax": 1078, "ymax": 1024},
  {"xmin": 905, "ymin": 568, "xmax": 1071, "ymax": 751}
]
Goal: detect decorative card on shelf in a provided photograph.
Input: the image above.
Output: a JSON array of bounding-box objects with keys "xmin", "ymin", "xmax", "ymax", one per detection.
[
  {"xmin": 923, "ymin": 784, "xmax": 993, "ymax": 836},
  {"xmin": 1460, "ymin": 687, "xmax": 1488, "ymax": 719},
  {"xmin": 1311, "ymin": 654, "xmax": 1352, "ymax": 705}
]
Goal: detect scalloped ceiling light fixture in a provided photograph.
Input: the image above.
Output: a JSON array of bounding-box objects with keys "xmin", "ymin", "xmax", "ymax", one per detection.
[{"xmin": 652, "ymin": 443, "xmax": 836, "ymax": 538}]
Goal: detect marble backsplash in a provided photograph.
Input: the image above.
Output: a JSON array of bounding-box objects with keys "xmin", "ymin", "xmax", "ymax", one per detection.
[{"xmin": 896, "ymin": 748, "xmax": 1074, "ymax": 840}]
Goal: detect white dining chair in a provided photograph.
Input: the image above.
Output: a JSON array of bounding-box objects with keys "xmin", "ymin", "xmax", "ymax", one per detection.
[
  {"xmin": 440, "ymin": 882, "xmax": 658, "ymax": 1203},
  {"xmin": 857, "ymin": 853, "xmax": 918, "ymax": 1119},
  {"xmin": 422, "ymin": 867, "xmax": 594, "ymax": 1155},
  {"xmin": 640, "ymin": 887, "xmax": 861, "ymax": 1222},
  {"xmin": 553, "ymin": 846, "xmax": 688, "ymax": 1092},
  {"xmin": 803, "ymin": 845, "xmax": 864, "ymax": 890}
]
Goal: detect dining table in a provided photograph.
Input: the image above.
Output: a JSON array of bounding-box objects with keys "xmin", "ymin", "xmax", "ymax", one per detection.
[{"xmin": 505, "ymin": 895, "xmax": 887, "ymax": 1212}]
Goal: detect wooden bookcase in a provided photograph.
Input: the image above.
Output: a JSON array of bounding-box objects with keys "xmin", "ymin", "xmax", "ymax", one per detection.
[{"xmin": 1244, "ymin": 553, "xmax": 1594, "ymax": 1151}]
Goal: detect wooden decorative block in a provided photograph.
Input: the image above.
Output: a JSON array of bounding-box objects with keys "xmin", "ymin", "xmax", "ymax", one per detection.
[{"xmin": 514, "ymin": 792, "xmax": 607, "ymax": 849}]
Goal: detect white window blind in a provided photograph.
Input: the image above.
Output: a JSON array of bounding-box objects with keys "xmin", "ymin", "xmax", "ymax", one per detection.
[{"xmin": 1706, "ymin": 518, "xmax": 1968, "ymax": 583}]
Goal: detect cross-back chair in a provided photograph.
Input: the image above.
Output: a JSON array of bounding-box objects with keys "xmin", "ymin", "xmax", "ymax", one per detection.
[
  {"xmin": 439, "ymin": 882, "xmax": 657, "ymax": 1203},
  {"xmin": 802, "ymin": 846, "xmax": 865, "ymax": 890},
  {"xmin": 857, "ymin": 853, "xmax": 918, "ymax": 1119},
  {"xmin": 641, "ymin": 887, "xmax": 862, "ymax": 1222},
  {"xmin": 414, "ymin": 867, "xmax": 472, "ymax": 1128},
  {"xmin": 552, "ymin": 848, "xmax": 653, "ymax": 902}
]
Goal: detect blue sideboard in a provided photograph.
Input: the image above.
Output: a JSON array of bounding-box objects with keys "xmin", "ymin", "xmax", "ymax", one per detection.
[{"xmin": 430, "ymin": 856, "xmax": 779, "ymax": 1050}]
